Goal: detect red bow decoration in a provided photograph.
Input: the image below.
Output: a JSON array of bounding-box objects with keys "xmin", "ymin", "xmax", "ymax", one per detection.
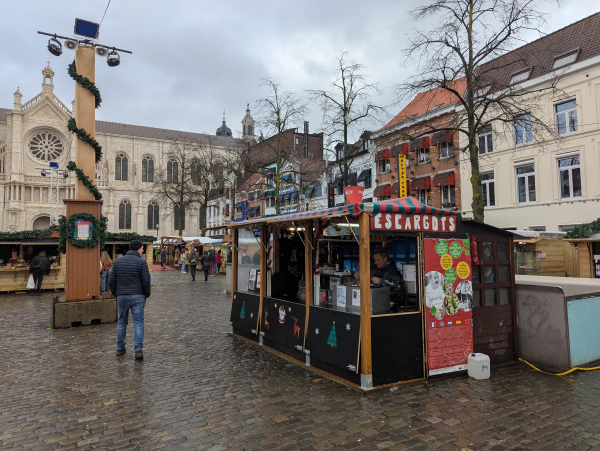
[{"xmin": 470, "ymin": 235, "xmax": 480, "ymax": 266}]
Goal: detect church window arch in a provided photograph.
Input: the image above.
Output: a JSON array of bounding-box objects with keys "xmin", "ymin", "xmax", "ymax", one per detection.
[
  {"xmin": 147, "ymin": 202, "xmax": 159, "ymax": 230},
  {"xmin": 190, "ymin": 160, "xmax": 201, "ymax": 185},
  {"xmin": 115, "ymin": 153, "xmax": 128, "ymax": 181},
  {"xmin": 142, "ymin": 156, "xmax": 154, "ymax": 183},
  {"xmin": 119, "ymin": 200, "xmax": 132, "ymax": 230},
  {"xmin": 167, "ymin": 158, "xmax": 178, "ymax": 184},
  {"xmin": 247, "ymin": 125, "xmax": 253, "ymax": 135}
]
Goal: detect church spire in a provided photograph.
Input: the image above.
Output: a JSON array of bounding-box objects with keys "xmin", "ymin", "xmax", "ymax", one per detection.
[{"xmin": 242, "ymin": 103, "xmax": 255, "ymax": 144}]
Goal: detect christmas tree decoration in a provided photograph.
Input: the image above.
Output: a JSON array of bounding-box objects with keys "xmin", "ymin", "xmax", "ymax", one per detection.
[
  {"xmin": 240, "ymin": 301, "xmax": 246, "ymax": 319},
  {"xmin": 327, "ymin": 321, "xmax": 337, "ymax": 348}
]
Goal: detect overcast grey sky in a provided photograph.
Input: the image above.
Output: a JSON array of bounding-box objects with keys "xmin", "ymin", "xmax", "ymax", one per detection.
[{"xmin": 2, "ymin": 0, "xmax": 598, "ymax": 142}]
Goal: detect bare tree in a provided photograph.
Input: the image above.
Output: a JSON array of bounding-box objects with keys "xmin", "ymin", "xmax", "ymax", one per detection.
[
  {"xmin": 256, "ymin": 78, "xmax": 309, "ymax": 214},
  {"xmin": 397, "ymin": 0, "xmax": 562, "ymax": 221},
  {"xmin": 308, "ymin": 52, "xmax": 385, "ymax": 191},
  {"xmin": 151, "ymin": 140, "xmax": 206, "ymax": 237}
]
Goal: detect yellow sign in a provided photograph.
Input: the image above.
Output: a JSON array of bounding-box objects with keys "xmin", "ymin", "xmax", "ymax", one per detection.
[
  {"xmin": 398, "ymin": 154, "xmax": 407, "ymax": 198},
  {"xmin": 440, "ymin": 254, "xmax": 453, "ymax": 270},
  {"xmin": 457, "ymin": 261, "xmax": 470, "ymax": 279}
]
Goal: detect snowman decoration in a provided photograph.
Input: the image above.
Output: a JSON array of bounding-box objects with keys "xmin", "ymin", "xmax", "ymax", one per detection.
[{"xmin": 279, "ymin": 306, "xmax": 286, "ymax": 324}]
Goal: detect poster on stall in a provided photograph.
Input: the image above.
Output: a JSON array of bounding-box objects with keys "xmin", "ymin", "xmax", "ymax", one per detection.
[{"xmin": 424, "ymin": 238, "xmax": 473, "ymax": 376}]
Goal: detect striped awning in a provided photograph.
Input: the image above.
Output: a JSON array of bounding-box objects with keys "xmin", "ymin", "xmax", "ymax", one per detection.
[
  {"xmin": 409, "ymin": 136, "xmax": 431, "ymax": 151},
  {"xmin": 229, "ymin": 196, "xmax": 458, "ymax": 227}
]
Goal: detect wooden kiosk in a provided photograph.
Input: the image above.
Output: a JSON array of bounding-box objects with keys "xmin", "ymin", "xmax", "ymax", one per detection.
[{"xmin": 229, "ymin": 197, "xmax": 517, "ymax": 389}]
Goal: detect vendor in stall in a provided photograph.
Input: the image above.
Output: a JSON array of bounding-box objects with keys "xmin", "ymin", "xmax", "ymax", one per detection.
[{"xmin": 355, "ymin": 250, "xmax": 407, "ymax": 309}]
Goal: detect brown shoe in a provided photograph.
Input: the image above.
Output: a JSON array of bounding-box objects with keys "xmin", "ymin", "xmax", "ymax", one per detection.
[{"xmin": 135, "ymin": 352, "xmax": 143, "ymax": 360}]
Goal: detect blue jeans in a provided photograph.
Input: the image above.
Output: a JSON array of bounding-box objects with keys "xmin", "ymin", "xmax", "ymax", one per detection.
[
  {"xmin": 100, "ymin": 270, "xmax": 110, "ymax": 291},
  {"xmin": 117, "ymin": 295, "xmax": 146, "ymax": 353},
  {"xmin": 181, "ymin": 262, "xmax": 187, "ymax": 273}
]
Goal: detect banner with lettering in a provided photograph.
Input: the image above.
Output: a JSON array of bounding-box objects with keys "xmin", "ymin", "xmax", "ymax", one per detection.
[
  {"xmin": 424, "ymin": 238, "xmax": 473, "ymax": 375},
  {"xmin": 371, "ymin": 212, "xmax": 457, "ymax": 232},
  {"xmin": 398, "ymin": 154, "xmax": 407, "ymax": 198}
]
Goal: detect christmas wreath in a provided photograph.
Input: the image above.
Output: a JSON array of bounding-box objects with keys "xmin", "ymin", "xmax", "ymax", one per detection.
[{"xmin": 57, "ymin": 213, "xmax": 108, "ymax": 254}]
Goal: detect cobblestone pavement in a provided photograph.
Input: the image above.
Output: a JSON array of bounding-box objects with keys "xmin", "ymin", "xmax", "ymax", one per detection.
[{"xmin": 1, "ymin": 271, "xmax": 600, "ymax": 451}]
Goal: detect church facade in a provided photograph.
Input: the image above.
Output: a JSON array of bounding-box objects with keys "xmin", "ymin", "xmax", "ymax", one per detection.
[{"xmin": 0, "ymin": 63, "xmax": 252, "ymax": 236}]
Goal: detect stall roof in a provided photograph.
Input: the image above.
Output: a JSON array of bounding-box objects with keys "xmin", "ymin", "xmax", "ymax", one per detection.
[{"xmin": 230, "ymin": 196, "xmax": 458, "ymax": 226}]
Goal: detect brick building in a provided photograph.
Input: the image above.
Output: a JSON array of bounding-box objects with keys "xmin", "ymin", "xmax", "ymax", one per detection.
[{"xmin": 373, "ymin": 79, "xmax": 466, "ymax": 211}]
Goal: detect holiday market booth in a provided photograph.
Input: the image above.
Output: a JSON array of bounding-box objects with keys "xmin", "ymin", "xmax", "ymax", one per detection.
[{"xmin": 229, "ymin": 197, "xmax": 517, "ymax": 389}]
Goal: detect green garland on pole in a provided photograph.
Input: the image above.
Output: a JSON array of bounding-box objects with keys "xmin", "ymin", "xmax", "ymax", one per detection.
[
  {"xmin": 66, "ymin": 161, "xmax": 103, "ymax": 200},
  {"xmin": 67, "ymin": 118, "xmax": 102, "ymax": 163},
  {"xmin": 66, "ymin": 60, "xmax": 103, "ymax": 200},
  {"xmin": 68, "ymin": 61, "xmax": 102, "ymax": 108},
  {"xmin": 57, "ymin": 213, "xmax": 106, "ymax": 254}
]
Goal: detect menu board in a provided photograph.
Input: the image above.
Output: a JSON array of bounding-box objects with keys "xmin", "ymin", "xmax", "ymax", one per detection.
[{"xmin": 424, "ymin": 238, "xmax": 473, "ymax": 375}]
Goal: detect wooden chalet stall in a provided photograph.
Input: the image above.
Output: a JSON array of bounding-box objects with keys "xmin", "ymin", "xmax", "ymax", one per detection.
[{"xmin": 229, "ymin": 197, "xmax": 517, "ymax": 389}]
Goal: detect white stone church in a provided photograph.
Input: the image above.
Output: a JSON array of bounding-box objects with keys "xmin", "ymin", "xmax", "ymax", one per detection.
[{"xmin": 0, "ymin": 63, "xmax": 254, "ymax": 236}]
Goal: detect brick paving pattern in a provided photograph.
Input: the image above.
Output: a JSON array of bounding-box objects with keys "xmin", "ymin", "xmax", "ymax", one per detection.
[{"xmin": 1, "ymin": 271, "xmax": 600, "ymax": 450}]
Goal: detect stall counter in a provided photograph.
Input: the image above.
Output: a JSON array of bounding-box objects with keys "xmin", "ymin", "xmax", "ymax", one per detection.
[{"xmin": 0, "ymin": 263, "xmax": 66, "ymax": 292}]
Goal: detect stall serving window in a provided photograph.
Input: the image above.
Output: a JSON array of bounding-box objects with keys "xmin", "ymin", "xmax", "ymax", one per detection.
[
  {"xmin": 236, "ymin": 227, "xmax": 262, "ymax": 294},
  {"xmin": 472, "ymin": 238, "xmax": 511, "ymax": 307}
]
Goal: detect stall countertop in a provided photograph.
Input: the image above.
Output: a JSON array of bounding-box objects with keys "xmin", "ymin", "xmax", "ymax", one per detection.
[{"xmin": 0, "ymin": 266, "xmax": 61, "ymax": 271}]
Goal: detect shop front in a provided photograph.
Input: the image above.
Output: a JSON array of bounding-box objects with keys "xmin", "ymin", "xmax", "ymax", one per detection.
[
  {"xmin": 229, "ymin": 197, "xmax": 516, "ymax": 389},
  {"xmin": 0, "ymin": 237, "xmax": 66, "ymax": 292}
]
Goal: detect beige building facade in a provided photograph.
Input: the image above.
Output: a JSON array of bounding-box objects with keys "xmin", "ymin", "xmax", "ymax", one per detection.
[
  {"xmin": 460, "ymin": 17, "xmax": 600, "ymax": 232},
  {"xmin": 0, "ymin": 63, "xmax": 243, "ymax": 236}
]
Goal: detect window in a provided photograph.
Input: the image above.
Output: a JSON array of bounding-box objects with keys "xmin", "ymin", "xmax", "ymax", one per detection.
[
  {"xmin": 442, "ymin": 185, "xmax": 455, "ymax": 206},
  {"xmin": 378, "ymin": 159, "xmax": 390, "ymax": 173},
  {"xmin": 190, "ymin": 162, "xmax": 200, "ymax": 185},
  {"xmin": 167, "ymin": 159, "xmax": 178, "ymax": 183},
  {"xmin": 29, "ymin": 132, "xmax": 64, "ymax": 161},
  {"xmin": 115, "ymin": 154, "xmax": 128, "ymax": 181},
  {"xmin": 552, "ymin": 49, "xmax": 579, "ymax": 69},
  {"xmin": 295, "ymin": 137, "xmax": 299, "ymax": 145},
  {"xmin": 478, "ymin": 127, "xmax": 493, "ymax": 154},
  {"xmin": 481, "ymin": 172, "xmax": 495, "ymax": 207},
  {"xmin": 337, "ymin": 147, "xmax": 345, "ymax": 160},
  {"xmin": 509, "ymin": 68, "xmax": 532, "ymax": 85},
  {"xmin": 556, "ymin": 100, "xmax": 577, "ymax": 135},
  {"xmin": 559, "ymin": 224, "xmax": 577, "ymax": 232},
  {"xmin": 119, "ymin": 200, "xmax": 131, "ymax": 230},
  {"xmin": 142, "ymin": 156, "xmax": 154, "ymax": 183},
  {"xmin": 363, "ymin": 139, "xmax": 372, "ymax": 151},
  {"xmin": 516, "ymin": 164, "xmax": 536, "ymax": 203},
  {"xmin": 174, "ymin": 205, "xmax": 185, "ymax": 231},
  {"xmin": 515, "ymin": 114, "xmax": 533, "ymax": 145},
  {"xmin": 418, "ymin": 189, "xmax": 431, "ymax": 206},
  {"xmin": 248, "ymin": 125, "xmax": 252, "ymax": 135},
  {"xmin": 417, "ymin": 148, "xmax": 430, "ymax": 163},
  {"xmin": 313, "ymin": 185, "xmax": 322, "ymax": 197},
  {"xmin": 529, "ymin": 226, "xmax": 546, "ymax": 231},
  {"xmin": 439, "ymin": 141, "xmax": 454, "ymax": 158},
  {"xmin": 147, "ymin": 202, "xmax": 159, "ymax": 230},
  {"xmin": 364, "ymin": 173, "xmax": 372, "ymax": 189},
  {"xmin": 558, "ymin": 156, "xmax": 581, "ymax": 199}
]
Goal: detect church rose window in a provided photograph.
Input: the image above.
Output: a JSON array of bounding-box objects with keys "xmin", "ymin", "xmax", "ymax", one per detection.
[{"xmin": 29, "ymin": 132, "xmax": 64, "ymax": 161}]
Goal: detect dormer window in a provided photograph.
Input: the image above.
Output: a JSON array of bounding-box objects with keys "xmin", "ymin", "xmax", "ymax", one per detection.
[
  {"xmin": 552, "ymin": 48, "xmax": 580, "ymax": 70},
  {"xmin": 509, "ymin": 68, "xmax": 532, "ymax": 85}
]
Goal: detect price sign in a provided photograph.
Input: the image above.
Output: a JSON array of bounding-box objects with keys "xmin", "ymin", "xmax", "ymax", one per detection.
[{"xmin": 75, "ymin": 220, "xmax": 92, "ymax": 241}]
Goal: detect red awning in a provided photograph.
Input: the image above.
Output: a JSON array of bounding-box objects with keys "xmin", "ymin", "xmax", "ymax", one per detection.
[
  {"xmin": 390, "ymin": 143, "xmax": 409, "ymax": 157},
  {"xmin": 432, "ymin": 171, "xmax": 455, "ymax": 186},
  {"xmin": 375, "ymin": 148, "xmax": 390, "ymax": 161},
  {"xmin": 431, "ymin": 130, "xmax": 455, "ymax": 145},
  {"xmin": 402, "ymin": 143, "xmax": 409, "ymax": 155},
  {"xmin": 373, "ymin": 184, "xmax": 391, "ymax": 197},
  {"xmin": 409, "ymin": 136, "xmax": 431, "ymax": 152},
  {"xmin": 391, "ymin": 182, "xmax": 399, "ymax": 196},
  {"xmin": 410, "ymin": 176, "xmax": 431, "ymax": 191}
]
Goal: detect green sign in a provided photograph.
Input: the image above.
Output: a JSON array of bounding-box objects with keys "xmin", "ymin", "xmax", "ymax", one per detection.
[
  {"xmin": 435, "ymin": 240, "xmax": 448, "ymax": 256},
  {"xmin": 449, "ymin": 242, "xmax": 463, "ymax": 258},
  {"xmin": 445, "ymin": 268, "xmax": 457, "ymax": 283}
]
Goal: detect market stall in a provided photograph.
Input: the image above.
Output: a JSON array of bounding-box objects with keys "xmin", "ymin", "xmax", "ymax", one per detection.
[
  {"xmin": 229, "ymin": 197, "xmax": 517, "ymax": 389},
  {"xmin": 0, "ymin": 236, "xmax": 66, "ymax": 293}
]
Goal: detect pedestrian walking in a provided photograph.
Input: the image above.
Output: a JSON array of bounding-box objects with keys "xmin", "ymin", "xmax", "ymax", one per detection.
[
  {"xmin": 200, "ymin": 251, "xmax": 211, "ymax": 281},
  {"xmin": 100, "ymin": 250, "xmax": 113, "ymax": 292},
  {"xmin": 215, "ymin": 250, "xmax": 222, "ymax": 274},
  {"xmin": 188, "ymin": 247, "xmax": 199, "ymax": 281},
  {"xmin": 209, "ymin": 248, "xmax": 216, "ymax": 275},
  {"xmin": 28, "ymin": 249, "xmax": 51, "ymax": 296},
  {"xmin": 109, "ymin": 240, "xmax": 151, "ymax": 360},
  {"xmin": 181, "ymin": 247, "xmax": 188, "ymax": 273},
  {"xmin": 175, "ymin": 247, "xmax": 181, "ymax": 269},
  {"xmin": 160, "ymin": 247, "xmax": 168, "ymax": 269}
]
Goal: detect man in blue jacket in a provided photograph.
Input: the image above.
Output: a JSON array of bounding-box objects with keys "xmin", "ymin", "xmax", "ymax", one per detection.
[{"xmin": 109, "ymin": 240, "xmax": 151, "ymax": 360}]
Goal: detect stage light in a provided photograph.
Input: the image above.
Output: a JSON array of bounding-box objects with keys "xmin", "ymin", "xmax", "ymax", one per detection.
[
  {"xmin": 47, "ymin": 37, "xmax": 62, "ymax": 56},
  {"xmin": 74, "ymin": 18, "xmax": 100, "ymax": 39},
  {"xmin": 107, "ymin": 49, "xmax": 120, "ymax": 67}
]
